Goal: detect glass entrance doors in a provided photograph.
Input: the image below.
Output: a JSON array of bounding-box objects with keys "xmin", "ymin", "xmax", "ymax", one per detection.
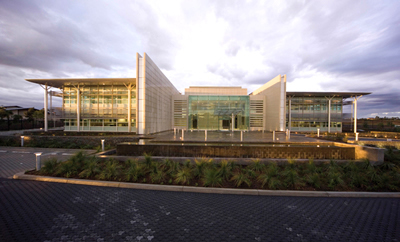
[{"xmin": 188, "ymin": 95, "xmax": 250, "ymax": 131}]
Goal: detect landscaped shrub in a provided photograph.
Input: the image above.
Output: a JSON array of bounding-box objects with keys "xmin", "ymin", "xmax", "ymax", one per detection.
[
  {"xmin": 79, "ymin": 156, "xmax": 101, "ymax": 178},
  {"xmin": 203, "ymin": 168, "xmax": 223, "ymax": 187},
  {"xmin": 40, "ymin": 157, "xmax": 59, "ymax": 175},
  {"xmin": 174, "ymin": 167, "xmax": 192, "ymax": 185},
  {"xmin": 29, "ymin": 151, "xmax": 400, "ymax": 192},
  {"xmin": 99, "ymin": 159, "xmax": 121, "ymax": 180}
]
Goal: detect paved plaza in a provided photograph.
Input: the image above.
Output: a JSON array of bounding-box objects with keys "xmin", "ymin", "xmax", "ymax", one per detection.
[{"xmin": 0, "ymin": 146, "xmax": 400, "ymax": 241}]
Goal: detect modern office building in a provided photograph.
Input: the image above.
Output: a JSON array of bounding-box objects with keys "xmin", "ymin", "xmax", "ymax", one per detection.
[{"xmin": 26, "ymin": 53, "xmax": 370, "ymax": 134}]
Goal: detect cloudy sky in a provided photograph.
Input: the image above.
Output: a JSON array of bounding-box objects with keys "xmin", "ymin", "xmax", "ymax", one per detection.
[{"xmin": 0, "ymin": 0, "xmax": 399, "ymax": 117}]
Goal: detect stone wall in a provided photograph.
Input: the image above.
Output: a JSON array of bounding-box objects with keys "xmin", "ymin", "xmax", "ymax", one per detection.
[{"xmin": 117, "ymin": 143, "xmax": 355, "ymax": 160}]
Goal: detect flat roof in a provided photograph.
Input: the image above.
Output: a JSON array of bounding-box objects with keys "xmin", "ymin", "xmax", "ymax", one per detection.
[
  {"xmin": 26, "ymin": 78, "xmax": 136, "ymax": 88},
  {"xmin": 286, "ymin": 92, "xmax": 371, "ymax": 99}
]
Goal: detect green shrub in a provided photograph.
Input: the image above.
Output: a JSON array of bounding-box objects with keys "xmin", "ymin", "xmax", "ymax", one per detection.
[
  {"xmin": 203, "ymin": 168, "xmax": 223, "ymax": 187},
  {"xmin": 70, "ymin": 151, "xmax": 87, "ymax": 167},
  {"xmin": 194, "ymin": 158, "xmax": 209, "ymax": 178},
  {"xmin": 125, "ymin": 159, "xmax": 145, "ymax": 182},
  {"xmin": 217, "ymin": 160, "xmax": 232, "ymax": 181},
  {"xmin": 40, "ymin": 158, "xmax": 59, "ymax": 175},
  {"xmin": 248, "ymin": 159, "xmax": 265, "ymax": 172},
  {"xmin": 306, "ymin": 173, "xmax": 321, "ymax": 189},
  {"xmin": 174, "ymin": 167, "xmax": 192, "ymax": 185},
  {"xmin": 143, "ymin": 153, "xmax": 153, "ymax": 169},
  {"xmin": 231, "ymin": 170, "xmax": 252, "ymax": 187},
  {"xmin": 327, "ymin": 171, "xmax": 345, "ymax": 189},
  {"xmin": 99, "ymin": 159, "xmax": 121, "ymax": 180},
  {"xmin": 163, "ymin": 159, "xmax": 179, "ymax": 175},
  {"xmin": 79, "ymin": 156, "xmax": 101, "ymax": 178},
  {"xmin": 55, "ymin": 160, "xmax": 79, "ymax": 178}
]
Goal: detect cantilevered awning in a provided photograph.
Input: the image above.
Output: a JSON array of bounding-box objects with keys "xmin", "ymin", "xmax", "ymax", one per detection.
[
  {"xmin": 25, "ymin": 78, "xmax": 136, "ymax": 88},
  {"xmin": 286, "ymin": 92, "xmax": 371, "ymax": 99}
]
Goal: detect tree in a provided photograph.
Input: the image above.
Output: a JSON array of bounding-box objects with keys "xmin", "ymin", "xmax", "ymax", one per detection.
[
  {"xmin": 32, "ymin": 109, "xmax": 44, "ymax": 120},
  {"xmin": 0, "ymin": 106, "xmax": 13, "ymax": 130},
  {"xmin": 12, "ymin": 114, "xmax": 22, "ymax": 123},
  {"xmin": 0, "ymin": 106, "xmax": 12, "ymax": 121},
  {"xmin": 363, "ymin": 121, "xmax": 369, "ymax": 130},
  {"xmin": 24, "ymin": 108, "xmax": 36, "ymax": 122}
]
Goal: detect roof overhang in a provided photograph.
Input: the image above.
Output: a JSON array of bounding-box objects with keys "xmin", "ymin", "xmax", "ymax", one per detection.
[
  {"xmin": 25, "ymin": 78, "xmax": 136, "ymax": 88},
  {"xmin": 286, "ymin": 92, "xmax": 371, "ymax": 99}
]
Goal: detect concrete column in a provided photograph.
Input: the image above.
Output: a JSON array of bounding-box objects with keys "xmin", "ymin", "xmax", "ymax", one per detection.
[
  {"xmin": 77, "ymin": 88, "xmax": 80, "ymax": 132},
  {"xmin": 128, "ymin": 87, "xmax": 132, "ymax": 132},
  {"xmin": 328, "ymin": 98, "xmax": 331, "ymax": 133},
  {"xmin": 354, "ymin": 98, "xmax": 358, "ymax": 134},
  {"xmin": 44, "ymin": 84, "xmax": 48, "ymax": 132}
]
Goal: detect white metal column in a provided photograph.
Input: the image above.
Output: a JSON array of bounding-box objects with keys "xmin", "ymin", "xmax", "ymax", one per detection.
[
  {"xmin": 325, "ymin": 96, "xmax": 335, "ymax": 133},
  {"xmin": 231, "ymin": 113, "xmax": 234, "ymax": 132},
  {"xmin": 77, "ymin": 88, "xmax": 80, "ymax": 132},
  {"xmin": 328, "ymin": 98, "xmax": 331, "ymax": 133},
  {"xmin": 288, "ymin": 97, "xmax": 292, "ymax": 131},
  {"xmin": 44, "ymin": 84, "xmax": 48, "ymax": 132},
  {"xmin": 353, "ymin": 95, "xmax": 362, "ymax": 134},
  {"xmin": 128, "ymin": 86, "xmax": 132, "ymax": 132}
]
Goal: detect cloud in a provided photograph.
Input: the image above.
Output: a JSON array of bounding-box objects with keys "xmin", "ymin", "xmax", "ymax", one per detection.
[{"xmin": 0, "ymin": 0, "xmax": 399, "ymax": 118}]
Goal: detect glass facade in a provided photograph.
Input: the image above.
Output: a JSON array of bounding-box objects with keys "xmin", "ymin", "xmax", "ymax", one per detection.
[
  {"xmin": 188, "ymin": 95, "xmax": 250, "ymax": 130},
  {"xmin": 63, "ymin": 84, "xmax": 136, "ymax": 132},
  {"xmin": 286, "ymin": 96, "xmax": 342, "ymax": 132}
]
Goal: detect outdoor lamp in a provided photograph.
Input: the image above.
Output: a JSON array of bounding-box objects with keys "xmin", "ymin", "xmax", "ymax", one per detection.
[
  {"xmin": 34, "ymin": 152, "xmax": 42, "ymax": 170},
  {"xmin": 20, "ymin": 136, "xmax": 24, "ymax": 147},
  {"xmin": 101, "ymin": 139, "xmax": 105, "ymax": 151}
]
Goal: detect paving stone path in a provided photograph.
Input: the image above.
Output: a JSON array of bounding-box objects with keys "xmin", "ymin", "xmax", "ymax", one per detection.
[
  {"xmin": 0, "ymin": 147, "xmax": 95, "ymax": 178},
  {"xmin": 0, "ymin": 147, "xmax": 399, "ymax": 241}
]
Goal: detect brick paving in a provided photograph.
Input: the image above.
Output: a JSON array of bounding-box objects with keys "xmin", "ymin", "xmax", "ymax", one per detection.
[
  {"xmin": 1, "ymin": 147, "xmax": 400, "ymax": 241},
  {"xmin": 0, "ymin": 178, "xmax": 399, "ymax": 241},
  {"xmin": 0, "ymin": 147, "xmax": 95, "ymax": 178}
]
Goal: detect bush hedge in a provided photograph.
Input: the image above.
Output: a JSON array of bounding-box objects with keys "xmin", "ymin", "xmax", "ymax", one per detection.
[{"xmin": 27, "ymin": 151, "xmax": 400, "ymax": 192}]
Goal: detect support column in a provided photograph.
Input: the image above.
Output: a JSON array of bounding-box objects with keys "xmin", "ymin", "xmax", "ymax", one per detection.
[
  {"xmin": 44, "ymin": 84, "xmax": 48, "ymax": 132},
  {"xmin": 231, "ymin": 113, "xmax": 234, "ymax": 132},
  {"xmin": 325, "ymin": 96, "xmax": 335, "ymax": 133},
  {"xmin": 354, "ymin": 97, "xmax": 358, "ymax": 134},
  {"xmin": 328, "ymin": 98, "xmax": 331, "ymax": 133},
  {"xmin": 50, "ymin": 91, "xmax": 52, "ymax": 125},
  {"xmin": 77, "ymin": 87, "xmax": 80, "ymax": 132},
  {"xmin": 128, "ymin": 87, "xmax": 132, "ymax": 132},
  {"xmin": 288, "ymin": 97, "xmax": 292, "ymax": 131},
  {"xmin": 351, "ymin": 95, "xmax": 363, "ymax": 134}
]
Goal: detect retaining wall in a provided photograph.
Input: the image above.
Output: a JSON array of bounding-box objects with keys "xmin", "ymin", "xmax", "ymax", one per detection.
[{"xmin": 117, "ymin": 143, "xmax": 355, "ymax": 160}]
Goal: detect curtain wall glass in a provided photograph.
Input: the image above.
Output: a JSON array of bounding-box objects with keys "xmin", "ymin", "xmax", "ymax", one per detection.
[{"xmin": 188, "ymin": 95, "xmax": 250, "ymax": 130}]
